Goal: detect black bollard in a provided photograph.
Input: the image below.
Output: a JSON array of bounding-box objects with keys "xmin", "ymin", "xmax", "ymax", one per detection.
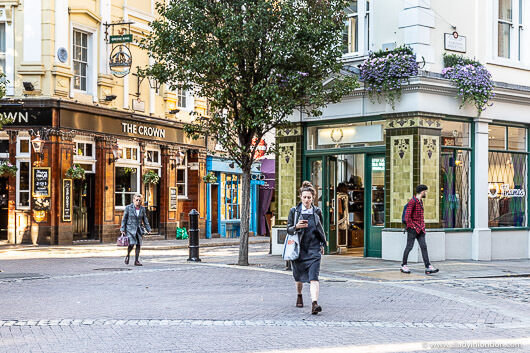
[{"xmin": 187, "ymin": 209, "xmax": 201, "ymax": 262}]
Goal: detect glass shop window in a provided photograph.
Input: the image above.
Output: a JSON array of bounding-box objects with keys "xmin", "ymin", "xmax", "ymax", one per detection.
[
  {"xmin": 115, "ymin": 166, "xmax": 139, "ymax": 207},
  {"xmin": 488, "ymin": 125, "xmax": 528, "ymax": 228}
]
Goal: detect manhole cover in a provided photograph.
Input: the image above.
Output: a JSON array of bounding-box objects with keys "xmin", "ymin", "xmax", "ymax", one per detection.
[{"xmin": 93, "ymin": 268, "xmax": 131, "ymax": 271}]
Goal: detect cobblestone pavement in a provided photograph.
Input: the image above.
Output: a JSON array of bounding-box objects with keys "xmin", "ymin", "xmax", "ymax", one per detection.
[{"xmin": 0, "ymin": 243, "xmax": 529, "ymax": 352}]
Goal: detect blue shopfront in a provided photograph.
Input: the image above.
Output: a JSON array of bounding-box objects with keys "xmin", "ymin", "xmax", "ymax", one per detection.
[{"xmin": 205, "ymin": 157, "xmax": 260, "ymax": 238}]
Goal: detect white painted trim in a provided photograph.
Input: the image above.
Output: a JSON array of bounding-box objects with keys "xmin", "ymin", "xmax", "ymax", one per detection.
[
  {"xmin": 185, "ymin": 89, "xmax": 195, "ymax": 112},
  {"xmin": 99, "ymin": 0, "xmax": 111, "ymax": 75},
  {"xmin": 124, "ymin": 6, "xmax": 155, "ymax": 24},
  {"xmin": 0, "ymin": 135, "xmax": 8, "ymax": 158},
  {"xmin": 4, "ymin": 10, "xmax": 14, "ymax": 95},
  {"xmin": 144, "ymin": 144, "xmax": 162, "ymax": 167},
  {"xmin": 114, "ymin": 164, "xmax": 140, "ymax": 208},
  {"xmin": 491, "ymin": 0, "xmax": 526, "ymax": 63},
  {"xmin": 123, "ymin": 12, "xmax": 130, "ymax": 109},
  {"xmin": 149, "ymin": 57, "xmax": 155, "ymax": 114},
  {"xmin": 16, "ymin": 136, "xmax": 30, "ymax": 157},
  {"xmin": 176, "ymin": 156, "xmax": 188, "ymax": 199},
  {"xmin": 23, "ymin": 0, "xmax": 42, "ymax": 62},
  {"xmin": 70, "ymin": 22, "xmax": 98, "ymax": 98},
  {"xmin": 73, "ymin": 138, "xmax": 97, "ymax": 163},
  {"xmin": 341, "ymin": 1, "xmax": 369, "ymax": 57},
  {"xmin": 55, "ymin": 0, "xmax": 69, "ymax": 64},
  {"xmin": 15, "ymin": 159, "xmax": 30, "ymax": 210}
]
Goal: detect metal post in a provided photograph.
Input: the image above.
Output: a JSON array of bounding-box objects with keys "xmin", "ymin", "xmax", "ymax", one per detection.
[{"xmin": 187, "ymin": 209, "xmax": 201, "ymax": 262}]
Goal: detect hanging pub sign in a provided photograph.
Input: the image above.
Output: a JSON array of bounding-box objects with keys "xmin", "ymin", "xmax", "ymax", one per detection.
[
  {"xmin": 63, "ymin": 179, "xmax": 72, "ymax": 221},
  {"xmin": 109, "ymin": 34, "xmax": 133, "ymax": 44},
  {"xmin": 33, "ymin": 167, "xmax": 50, "ymax": 197},
  {"xmin": 109, "ymin": 45, "xmax": 133, "ymax": 78},
  {"xmin": 104, "ymin": 21, "xmax": 134, "ymax": 78}
]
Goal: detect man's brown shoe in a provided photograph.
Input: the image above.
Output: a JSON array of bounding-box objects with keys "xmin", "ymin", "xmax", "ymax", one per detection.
[
  {"xmin": 311, "ymin": 301, "xmax": 322, "ymax": 315},
  {"xmin": 296, "ymin": 294, "xmax": 303, "ymax": 308}
]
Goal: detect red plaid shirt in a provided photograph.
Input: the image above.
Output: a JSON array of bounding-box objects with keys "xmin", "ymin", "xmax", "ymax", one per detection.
[{"xmin": 405, "ymin": 196, "xmax": 425, "ymax": 234}]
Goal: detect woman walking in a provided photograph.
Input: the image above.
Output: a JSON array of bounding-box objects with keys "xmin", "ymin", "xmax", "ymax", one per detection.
[
  {"xmin": 120, "ymin": 193, "xmax": 151, "ymax": 266},
  {"xmin": 287, "ymin": 181, "xmax": 327, "ymax": 314}
]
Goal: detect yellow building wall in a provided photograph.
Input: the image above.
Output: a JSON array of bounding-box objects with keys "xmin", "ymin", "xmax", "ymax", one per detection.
[{"xmin": 8, "ymin": 0, "xmax": 203, "ymax": 123}]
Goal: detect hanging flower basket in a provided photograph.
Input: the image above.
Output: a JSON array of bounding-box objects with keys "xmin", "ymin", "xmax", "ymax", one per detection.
[
  {"xmin": 0, "ymin": 161, "xmax": 17, "ymax": 177},
  {"xmin": 143, "ymin": 170, "xmax": 160, "ymax": 184},
  {"xmin": 123, "ymin": 167, "xmax": 137, "ymax": 175},
  {"xmin": 359, "ymin": 46, "xmax": 419, "ymax": 109},
  {"xmin": 442, "ymin": 53, "xmax": 495, "ymax": 116},
  {"xmin": 203, "ymin": 172, "xmax": 217, "ymax": 184},
  {"xmin": 65, "ymin": 163, "xmax": 86, "ymax": 180}
]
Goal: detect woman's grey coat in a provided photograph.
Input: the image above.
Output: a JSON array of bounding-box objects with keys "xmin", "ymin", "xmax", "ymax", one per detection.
[
  {"xmin": 120, "ymin": 203, "xmax": 151, "ymax": 245},
  {"xmin": 286, "ymin": 203, "xmax": 327, "ymax": 246}
]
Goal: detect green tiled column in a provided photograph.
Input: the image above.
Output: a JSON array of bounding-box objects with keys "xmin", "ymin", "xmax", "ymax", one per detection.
[
  {"xmin": 420, "ymin": 135, "xmax": 440, "ymax": 222},
  {"xmin": 276, "ymin": 125, "xmax": 303, "ymax": 222},
  {"xmin": 385, "ymin": 114, "xmax": 442, "ymax": 228}
]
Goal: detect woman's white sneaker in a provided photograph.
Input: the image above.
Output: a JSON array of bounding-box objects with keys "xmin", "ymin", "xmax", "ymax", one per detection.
[{"xmin": 400, "ymin": 265, "xmax": 411, "ymax": 274}]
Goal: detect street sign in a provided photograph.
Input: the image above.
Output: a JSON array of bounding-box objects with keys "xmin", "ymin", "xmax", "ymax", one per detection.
[
  {"xmin": 250, "ymin": 180, "xmax": 265, "ymax": 185},
  {"xmin": 109, "ymin": 34, "xmax": 133, "ymax": 44}
]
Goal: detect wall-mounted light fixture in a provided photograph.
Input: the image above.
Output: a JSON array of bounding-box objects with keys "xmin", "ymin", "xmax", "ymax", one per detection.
[
  {"xmin": 229, "ymin": 162, "xmax": 235, "ymax": 169},
  {"xmin": 133, "ymin": 66, "xmax": 161, "ymax": 98},
  {"xmin": 169, "ymin": 109, "xmax": 180, "ymax": 114},
  {"xmin": 105, "ymin": 95, "xmax": 117, "ymax": 102},
  {"xmin": 23, "ymin": 82, "xmax": 35, "ymax": 91},
  {"xmin": 31, "ymin": 132, "xmax": 45, "ymax": 161},
  {"xmin": 108, "ymin": 144, "xmax": 119, "ymax": 165},
  {"xmin": 170, "ymin": 159, "xmax": 176, "ymax": 170},
  {"xmin": 175, "ymin": 148, "xmax": 186, "ymax": 165}
]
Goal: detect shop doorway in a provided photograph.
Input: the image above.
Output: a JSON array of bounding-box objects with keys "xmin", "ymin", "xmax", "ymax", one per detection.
[
  {"xmin": 308, "ymin": 153, "xmax": 384, "ymax": 257},
  {"xmin": 73, "ymin": 173, "xmax": 96, "ymax": 240},
  {"xmin": 211, "ymin": 184, "xmax": 219, "ymax": 236},
  {"xmin": 365, "ymin": 155, "xmax": 385, "ymax": 257},
  {"xmin": 0, "ymin": 177, "xmax": 8, "ymax": 241},
  {"xmin": 144, "ymin": 176, "xmax": 160, "ymax": 234}
]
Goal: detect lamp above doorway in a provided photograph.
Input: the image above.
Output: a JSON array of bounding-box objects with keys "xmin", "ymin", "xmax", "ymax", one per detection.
[{"xmin": 29, "ymin": 128, "xmax": 51, "ymax": 164}]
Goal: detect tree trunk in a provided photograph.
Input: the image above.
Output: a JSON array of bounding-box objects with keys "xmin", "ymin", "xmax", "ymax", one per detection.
[{"xmin": 237, "ymin": 167, "xmax": 251, "ymax": 266}]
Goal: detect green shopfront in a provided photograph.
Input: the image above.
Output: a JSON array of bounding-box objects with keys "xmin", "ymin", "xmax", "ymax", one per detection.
[{"xmin": 274, "ymin": 113, "xmax": 530, "ymax": 261}]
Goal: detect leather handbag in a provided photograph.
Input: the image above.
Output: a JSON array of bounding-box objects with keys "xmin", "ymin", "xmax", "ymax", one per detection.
[{"xmin": 117, "ymin": 233, "xmax": 129, "ymax": 247}]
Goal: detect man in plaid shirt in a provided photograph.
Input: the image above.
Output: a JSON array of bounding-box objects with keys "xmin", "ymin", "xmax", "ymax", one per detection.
[{"xmin": 401, "ymin": 184, "xmax": 439, "ymax": 274}]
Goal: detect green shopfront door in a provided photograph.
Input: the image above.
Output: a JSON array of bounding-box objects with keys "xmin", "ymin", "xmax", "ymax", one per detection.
[
  {"xmin": 365, "ymin": 155, "xmax": 385, "ymax": 257},
  {"xmin": 308, "ymin": 156, "xmax": 337, "ymax": 254}
]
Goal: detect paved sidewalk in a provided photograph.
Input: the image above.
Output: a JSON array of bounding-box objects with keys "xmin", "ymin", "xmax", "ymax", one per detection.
[
  {"xmin": 1, "ymin": 242, "xmax": 529, "ymax": 352},
  {"xmin": 0, "ymin": 235, "xmax": 270, "ymax": 251}
]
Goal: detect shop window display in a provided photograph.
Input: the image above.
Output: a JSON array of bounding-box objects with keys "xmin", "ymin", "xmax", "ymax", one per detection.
[
  {"xmin": 488, "ymin": 125, "xmax": 528, "ymax": 228},
  {"xmin": 335, "ymin": 154, "xmax": 365, "ymax": 249},
  {"xmin": 440, "ymin": 121, "xmax": 471, "ymax": 228},
  {"xmin": 221, "ymin": 174, "xmax": 240, "ymax": 220}
]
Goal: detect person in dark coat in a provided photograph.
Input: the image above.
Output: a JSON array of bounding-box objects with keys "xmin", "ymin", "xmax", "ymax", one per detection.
[
  {"xmin": 286, "ymin": 181, "xmax": 327, "ymax": 315},
  {"xmin": 120, "ymin": 193, "xmax": 151, "ymax": 266}
]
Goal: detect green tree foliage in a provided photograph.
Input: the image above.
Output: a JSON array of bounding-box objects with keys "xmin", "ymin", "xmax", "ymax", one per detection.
[{"xmin": 143, "ymin": 0, "xmax": 359, "ymax": 265}]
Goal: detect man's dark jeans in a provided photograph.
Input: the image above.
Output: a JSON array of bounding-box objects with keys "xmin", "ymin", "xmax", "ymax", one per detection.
[{"xmin": 402, "ymin": 228, "xmax": 431, "ymax": 268}]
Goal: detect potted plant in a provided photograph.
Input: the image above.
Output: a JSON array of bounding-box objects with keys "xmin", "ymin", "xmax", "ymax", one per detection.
[
  {"xmin": 203, "ymin": 172, "xmax": 217, "ymax": 183},
  {"xmin": 0, "ymin": 161, "xmax": 17, "ymax": 177},
  {"xmin": 442, "ymin": 53, "xmax": 495, "ymax": 116},
  {"xmin": 359, "ymin": 46, "xmax": 419, "ymax": 109},
  {"xmin": 65, "ymin": 163, "xmax": 85, "ymax": 180},
  {"xmin": 123, "ymin": 167, "xmax": 137, "ymax": 175},
  {"xmin": 142, "ymin": 170, "xmax": 160, "ymax": 184}
]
